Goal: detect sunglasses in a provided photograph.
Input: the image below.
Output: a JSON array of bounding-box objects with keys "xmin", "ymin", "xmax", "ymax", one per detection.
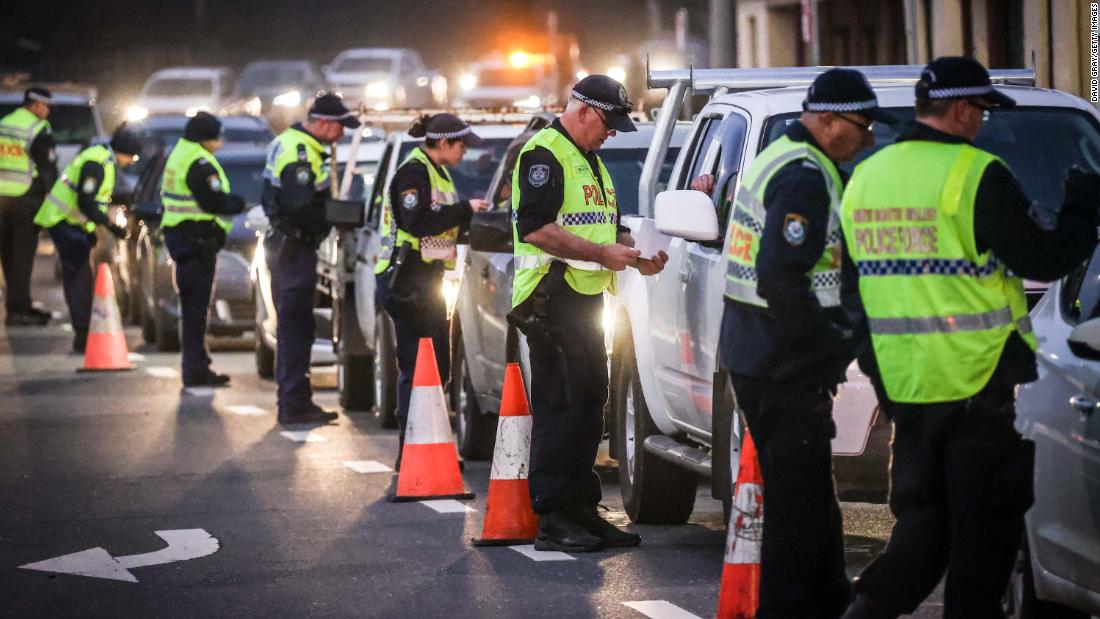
[
  {"xmin": 835, "ymin": 113, "xmax": 874, "ymax": 133},
  {"xmin": 966, "ymin": 99, "xmax": 993, "ymax": 122}
]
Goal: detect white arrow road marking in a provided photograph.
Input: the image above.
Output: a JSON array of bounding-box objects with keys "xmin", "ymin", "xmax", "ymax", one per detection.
[
  {"xmin": 509, "ymin": 544, "xmax": 575, "ymax": 562},
  {"xmin": 421, "ymin": 499, "xmax": 475, "ymax": 514},
  {"xmin": 343, "ymin": 460, "xmax": 392, "ymax": 474},
  {"xmin": 19, "ymin": 529, "xmax": 219, "ymax": 583},
  {"xmin": 622, "ymin": 601, "xmax": 703, "ymax": 619},
  {"xmin": 280, "ymin": 431, "xmax": 326, "ymax": 443},
  {"xmin": 226, "ymin": 405, "xmax": 267, "ymax": 416},
  {"xmin": 146, "ymin": 366, "xmax": 179, "ymax": 379}
]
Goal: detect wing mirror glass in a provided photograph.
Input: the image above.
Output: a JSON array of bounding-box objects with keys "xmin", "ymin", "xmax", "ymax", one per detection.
[
  {"xmin": 1068, "ymin": 316, "xmax": 1100, "ymax": 360},
  {"xmin": 469, "ymin": 210, "xmax": 513, "ymax": 253},
  {"xmin": 244, "ymin": 204, "xmax": 270, "ymax": 233},
  {"xmin": 655, "ymin": 189, "xmax": 719, "ymax": 241}
]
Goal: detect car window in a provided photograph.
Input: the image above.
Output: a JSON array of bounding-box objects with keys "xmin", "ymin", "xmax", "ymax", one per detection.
[
  {"xmin": 132, "ymin": 153, "xmax": 167, "ymax": 206},
  {"xmin": 222, "ymin": 160, "xmax": 265, "ymax": 205},
  {"xmin": 681, "ymin": 115, "xmax": 723, "ymax": 188},
  {"xmin": 450, "ymin": 137, "xmax": 513, "ymax": 201},
  {"xmin": 366, "ymin": 146, "xmax": 395, "ymax": 227},
  {"xmin": 145, "ymin": 78, "xmax": 212, "ymax": 97},
  {"xmin": 601, "ymin": 147, "xmax": 681, "ymax": 216},
  {"xmin": 1061, "ymin": 246, "xmax": 1100, "ymax": 325},
  {"xmin": 336, "ymin": 57, "xmax": 392, "ymax": 73}
]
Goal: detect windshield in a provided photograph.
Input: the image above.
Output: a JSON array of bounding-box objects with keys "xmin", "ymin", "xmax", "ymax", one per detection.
[
  {"xmin": 477, "ymin": 68, "xmax": 539, "ymax": 88},
  {"xmin": 601, "ymin": 147, "xmax": 681, "ymax": 216},
  {"xmin": 123, "ymin": 123, "xmax": 274, "ymax": 179},
  {"xmin": 0, "ymin": 103, "xmax": 98, "ymax": 146},
  {"xmin": 333, "ymin": 57, "xmax": 392, "ymax": 73},
  {"xmin": 762, "ymin": 107, "xmax": 1100, "ymax": 211},
  {"xmin": 451, "ymin": 138, "xmax": 514, "ymax": 200},
  {"xmin": 238, "ymin": 65, "xmax": 305, "ymax": 89},
  {"xmin": 145, "ymin": 78, "xmax": 212, "ymax": 97}
]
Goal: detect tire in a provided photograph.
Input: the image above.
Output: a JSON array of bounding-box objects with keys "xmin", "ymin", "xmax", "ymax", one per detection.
[
  {"xmin": 375, "ymin": 311, "xmax": 399, "ymax": 429},
  {"xmin": 128, "ymin": 274, "xmax": 143, "ymax": 326},
  {"xmin": 154, "ymin": 305, "xmax": 180, "ymax": 352},
  {"xmin": 339, "ymin": 354, "xmax": 375, "ymax": 410},
  {"xmin": 254, "ymin": 292, "xmax": 274, "ymax": 379},
  {"xmin": 451, "ymin": 331, "xmax": 496, "ymax": 461},
  {"xmin": 614, "ymin": 335, "xmax": 697, "ymax": 524},
  {"xmin": 1004, "ymin": 536, "xmax": 1089, "ymax": 619}
]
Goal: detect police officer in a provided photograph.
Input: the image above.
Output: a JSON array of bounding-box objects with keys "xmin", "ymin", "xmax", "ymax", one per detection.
[
  {"xmin": 512, "ymin": 75, "xmax": 666, "ymax": 552},
  {"xmin": 718, "ymin": 68, "xmax": 893, "ymax": 618},
  {"xmin": 374, "ymin": 113, "xmax": 488, "ymax": 463},
  {"xmin": 262, "ymin": 93, "xmax": 359, "ymax": 425},
  {"xmin": 34, "ymin": 126, "xmax": 140, "ymax": 352},
  {"xmin": 160, "ymin": 112, "xmax": 247, "ymax": 388},
  {"xmin": 840, "ymin": 57, "xmax": 1100, "ymax": 619},
  {"xmin": 0, "ymin": 86, "xmax": 58, "ymax": 325}
]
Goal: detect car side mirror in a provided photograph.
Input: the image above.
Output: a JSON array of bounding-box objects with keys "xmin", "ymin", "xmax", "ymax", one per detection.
[
  {"xmin": 131, "ymin": 201, "xmax": 162, "ymax": 224},
  {"xmin": 244, "ymin": 205, "xmax": 270, "ymax": 233},
  {"xmin": 469, "ymin": 210, "xmax": 513, "ymax": 253},
  {"xmin": 655, "ymin": 189, "xmax": 719, "ymax": 241},
  {"xmin": 1069, "ymin": 317, "xmax": 1100, "ymax": 360}
]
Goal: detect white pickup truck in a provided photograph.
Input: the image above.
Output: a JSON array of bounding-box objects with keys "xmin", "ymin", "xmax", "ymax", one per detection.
[{"xmin": 608, "ymin": 65, "xmax": 1039, "ymax": 523}]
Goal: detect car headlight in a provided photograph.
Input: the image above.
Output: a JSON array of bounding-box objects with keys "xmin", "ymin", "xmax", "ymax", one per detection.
[
  {"xmin": 459, "ymin": 73, "xmax": 477, "ymax": 92},
  {"xmin": 125, "ymin": 105, "xmax": 149, "ymax": 122},
  {"xmin": 365, "ymin": 81, "xmax": 389, "ymax": 98},
  {"xmin": 513, "ymin": 95, "xmax": 542, "ymax": 109},
  {"xmin": 272, "ymin": 90, "xmax": 301, "ymax": 108}
]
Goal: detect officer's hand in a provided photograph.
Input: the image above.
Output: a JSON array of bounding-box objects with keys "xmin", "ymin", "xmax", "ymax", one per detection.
[
  {"xmin": 108, "ymin": 223, "xmax": 127, "ymax": 239},
  {"xmin": 598, "ymin": 243, "xmax": 641, "ymax": 271},
  {"xmin": 635, "ymin": 250, "xmax": 669, "ymax": 276},
  {"xmin": 226, "ymin": 194, "xmax": 248, "ymax": 215},
  {"xmin": 469, "ymin": 199, "xmax": 490, "ymax": 213},
  {"xmin": 690, "ymin": 174, "xmax": 717, "ymax": 195}
]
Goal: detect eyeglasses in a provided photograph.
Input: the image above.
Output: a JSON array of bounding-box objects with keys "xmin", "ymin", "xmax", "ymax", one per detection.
[
  {"xmin": 591, "ymin": 106, "xmax": 614, "ymax": 133},
  {"xmin": 966, "ymin": 99, "xmax": 993, "ymax": 122},
  {"xmin": 835, "ymin": 113, "xmax": 874, "ymax": 133}
]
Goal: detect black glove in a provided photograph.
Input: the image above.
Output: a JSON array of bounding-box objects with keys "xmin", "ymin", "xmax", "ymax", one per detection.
[
  {"xmin": 86, "ymin": 231, "xmax": 98, "ymax": 248},
  {"xmin": 1064, "ymin": 166, "xmax": 1100, "ymax": 222},
  {"xmin": 226, "ymin": 193, "xmax": 247, "ymax": 215},
  {"xmin": 108, "ymin": 223, "xmax": 127, "ymax": 239}
]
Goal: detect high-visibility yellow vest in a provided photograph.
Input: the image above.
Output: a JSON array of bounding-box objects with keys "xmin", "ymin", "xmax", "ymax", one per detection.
[
  {"xmin": 374, "ymin": 147, "xmax": 460, "ymax": 273},
  {"xmin": 34, "ymin": 144, "xmax": 115, "ymax": 233},
  {"xmin": 160, "ymin": 139, "xmax": 232, "ymax": 232},
  {"xmin": 511, "ymin": 127, "xmax": 618, "ymax": 307},
  {"xmin": 263, "ymin": 125, "xmax": 330, "ymax": 206},
  {"xmin": 0, "ymin": 107, "xmax": 50, "ymax": 197},
  {"xmin": 724, "ymin": 134, "xmax": 844, "ymax": 308},
  {"xmin": 840, "ymin": 139, "xmax": 1037, "ymax": 403}
]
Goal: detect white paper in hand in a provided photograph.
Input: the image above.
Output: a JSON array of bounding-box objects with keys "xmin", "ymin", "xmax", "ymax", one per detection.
[{"xmin": 632, "ymin": 218, "xmax": 672, "ymax": 261}]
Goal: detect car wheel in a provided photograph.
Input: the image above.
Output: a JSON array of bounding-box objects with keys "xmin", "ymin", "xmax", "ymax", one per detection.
[
  {"xmin": 254, "ymin": 291, "xmax": 274, "ymax": 379},
  {"xmin": 615, "ymin": 334, "xmax": 697, "ymax": 524},
  {"xmin": 451, "ymin": 330, "xmax": 496, "ymax": 461},
  {"xmin": 375, "ymin": 311, "xmax": 398, "ymax": 429},
  {"xmin": 154, "ymin": 304, "xmax": 180, "ymax": 352},
  {"xmin": 1004, "ymin": 536, "xmax": 1089, "ymax": 619},
  {"xmin": 141, "ymin": 299, "xmax": 157, "ymax": 345}
]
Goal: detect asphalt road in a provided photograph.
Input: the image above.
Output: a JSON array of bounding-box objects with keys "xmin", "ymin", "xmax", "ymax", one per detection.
[{"xmin": 0, "ymin": 256, "xmax": 946, "ymax": 618}]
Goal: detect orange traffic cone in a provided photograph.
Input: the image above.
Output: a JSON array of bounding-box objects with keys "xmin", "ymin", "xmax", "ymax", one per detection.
[
  {"xmin": 79, "ymin": 264, "xmax": 132, "ymax": 372},
  {"xmin": 717, "ymin": 430, "xmax": 763, "ymax": 619},
  {"xmin": 389, "ymin": 338, "xmax": 474, "ymax": 502},
  {"xmin": 473, "ymin": 362, "xmax": 538, "ymax": 546}
]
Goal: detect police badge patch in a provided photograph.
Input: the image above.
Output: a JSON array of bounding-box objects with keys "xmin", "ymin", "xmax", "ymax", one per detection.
[
  {"xmin": 295, "ymin": 168, "xmax": 311, "ymax": 185},
  {"xmin": 528, "ymin": 164, "xmax": 549, "ymax": 188},
  {"xmin": 81, "ymin": 177, "xmax": 97, "ymax": 194},
  {"xmin": 207, "ymin": 174, "xmax": 222, "ymax": 192},
  {"xmin": 783, "ymin": 213, "xmax": 808, "ymax": 246},
  {"xmin": 401, "ymin": 188, "xmax": 418, "ymax": 209}
]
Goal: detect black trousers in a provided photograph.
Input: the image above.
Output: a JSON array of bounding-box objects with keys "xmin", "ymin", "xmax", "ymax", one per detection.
[
  {"xmin": 375, "ymin": 267, "xmax": 450, "ymax": 437},
  {"xmin": 47, "ymin": 222, "xmax": 93, "ymax": 336},
  {"xmin": 852, "ymin": 383, "xmax": 1034, "ymax": 619},
  {"xmin": 526, "ymin": 285, "xmax": 606, "ymax": 515},
  {"xmin": 163, "ymin": 229, "xmax": 219, "ymax": 384},
  {"xmin": 731, "ymin": 373, "xmax": 850, "ymax": 619},
  {"xmin": 265, "ymin": 230, "xmax": 317, "ymax": 413},
  {"xmin": 0, "ymin": 194, "xmax": 41, "ymax": 313}
]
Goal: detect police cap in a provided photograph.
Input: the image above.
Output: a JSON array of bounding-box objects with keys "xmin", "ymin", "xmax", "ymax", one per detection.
[
  {"xmin": 420, "ymin": 113, "xmax": 483, "ymax": 146},
  {"xmin": 915, "ymin": 56, "xmax": 1015, "ymax": 107},
  {"xmin": 803, "ymin": 68, "xmax": 896, "ymax": 123},
  {"xmin": 184, "ymin": 111, "xmax": 223, "ymax": 142},
  {"xmin": 571, "ymin": 74, "xmax": 637, "ymax": 133},
  {"xmin": 309, "ymin": 93, "xmax": 361, "ymax": 129},
  {"xmin": 23, "ymin": 86, "xmax": 52, "ymax": 106},
  {"xmin": 109, "ymin": 125, "xmax": 142, "ymax": 156}
]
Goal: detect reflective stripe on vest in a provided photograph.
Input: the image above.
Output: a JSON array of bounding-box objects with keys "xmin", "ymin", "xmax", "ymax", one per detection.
[
  {"xmin": 510, "ymin": 127, "xmax": 618, "ymax": 307},
  {"xmin": 34, "ymin": 145, "xmax": 115, "ymax": 233},
  {"xmin": 374, "ymin": 147, "xmax": 460, "ymax": 273},
  {"xmin": 0, "ymin": 108, "xmax": 49, "ymax": 197},
  {"xmin": 840, "ymin": 139, "xmax": 1037, "ymax": 403},
  {"xmin": 724, "ymin": 134, "xmax": 844, "ymax": 308},
  {"xmin": 160, "ymin": 139, "xmax": 233, "ymax": 231}
]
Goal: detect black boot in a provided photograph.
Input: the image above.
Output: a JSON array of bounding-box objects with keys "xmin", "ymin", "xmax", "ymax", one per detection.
[
  {"xmin": 184, "ymin": 371, "xmax": 231, "ymax": 388},
  {"xmin": 72, "ymin": 331, "xmax": 87, "ymax": 354},
  {"xmin": 278, "ymin": 402, "xmax": 338, "ymax": 425},
  {"xmin": 534, "ymin": 511, "xmax": 604, "ymax": 552},
  {"xmin": 573, "ymin": 505, "xmax": 641, "ymax": 547}
]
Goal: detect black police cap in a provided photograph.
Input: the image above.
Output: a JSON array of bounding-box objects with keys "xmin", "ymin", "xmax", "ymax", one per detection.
[
  {"xmin": 803, "ymin": 68, "xmax": 896, "ymax": 123},
  {"xmin": 309, "ymin": 93, "xmax": 361, "ymax": 129},
  {"xmin": 184, "ymin": 111, "xmax": 223, "ymax": 142},
  {"xmin": 110, "ymin": 126, "xmax": 142, "ymax": 156},
  {"xmin": 423, "ymin": 113, "xmax": 483, "ymax": 146},
  {"xmin": 571, "ymin": 74, "xmax": 636, "ymax": 132},
  {"xmin": 23, "ymin": 86, "xmax": 52, "ymax": 106},
  {"xmin": 915, "ymin": 56, "xmax": 1015, "ymax": 107}
]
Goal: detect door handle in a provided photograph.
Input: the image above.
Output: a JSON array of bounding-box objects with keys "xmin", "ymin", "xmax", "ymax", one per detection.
[{"xmin": 1069, "ymin": 395, "xmax": 1099, "ymax": 415}]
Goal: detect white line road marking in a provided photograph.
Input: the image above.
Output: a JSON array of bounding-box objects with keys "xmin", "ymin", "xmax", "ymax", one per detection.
[
  {"xmin": 421, "ymin": 499, "xmax": 475, "ymax": 514},
  {"xmin": 280, "ymin": 431, "xmax": 326, "ymax": 443},
  {"xmin": 226, "ymin": 405, "xmax": 267, "ymax": 416},
  {"xmin": 146, "ymin": 366, "xmax": 179, "ymax": 379},
  {"xmin": 127, "ymin": 352, "xmax": 146, "ymax": 362},
  {"xmin": 622, "ymin": 601, "xmax": 703, "ymax": 619},
  {"xmin": 60, "ymin": 323, "xmax": 73, "ymax": 332},
  {"xmin": 343, "ymin": 460, "xmax": 392, "ymax": 474},
  {"xmin": 19, "ymin": 529, "xmax": 219, "ymax": 583},
  {"xmin": 509, "ymin": 544, "xmax": 575, "ymax": 562},
  {"xmin": 182, "ymin": 387, "xmax": 216, "ymax": 397}
]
